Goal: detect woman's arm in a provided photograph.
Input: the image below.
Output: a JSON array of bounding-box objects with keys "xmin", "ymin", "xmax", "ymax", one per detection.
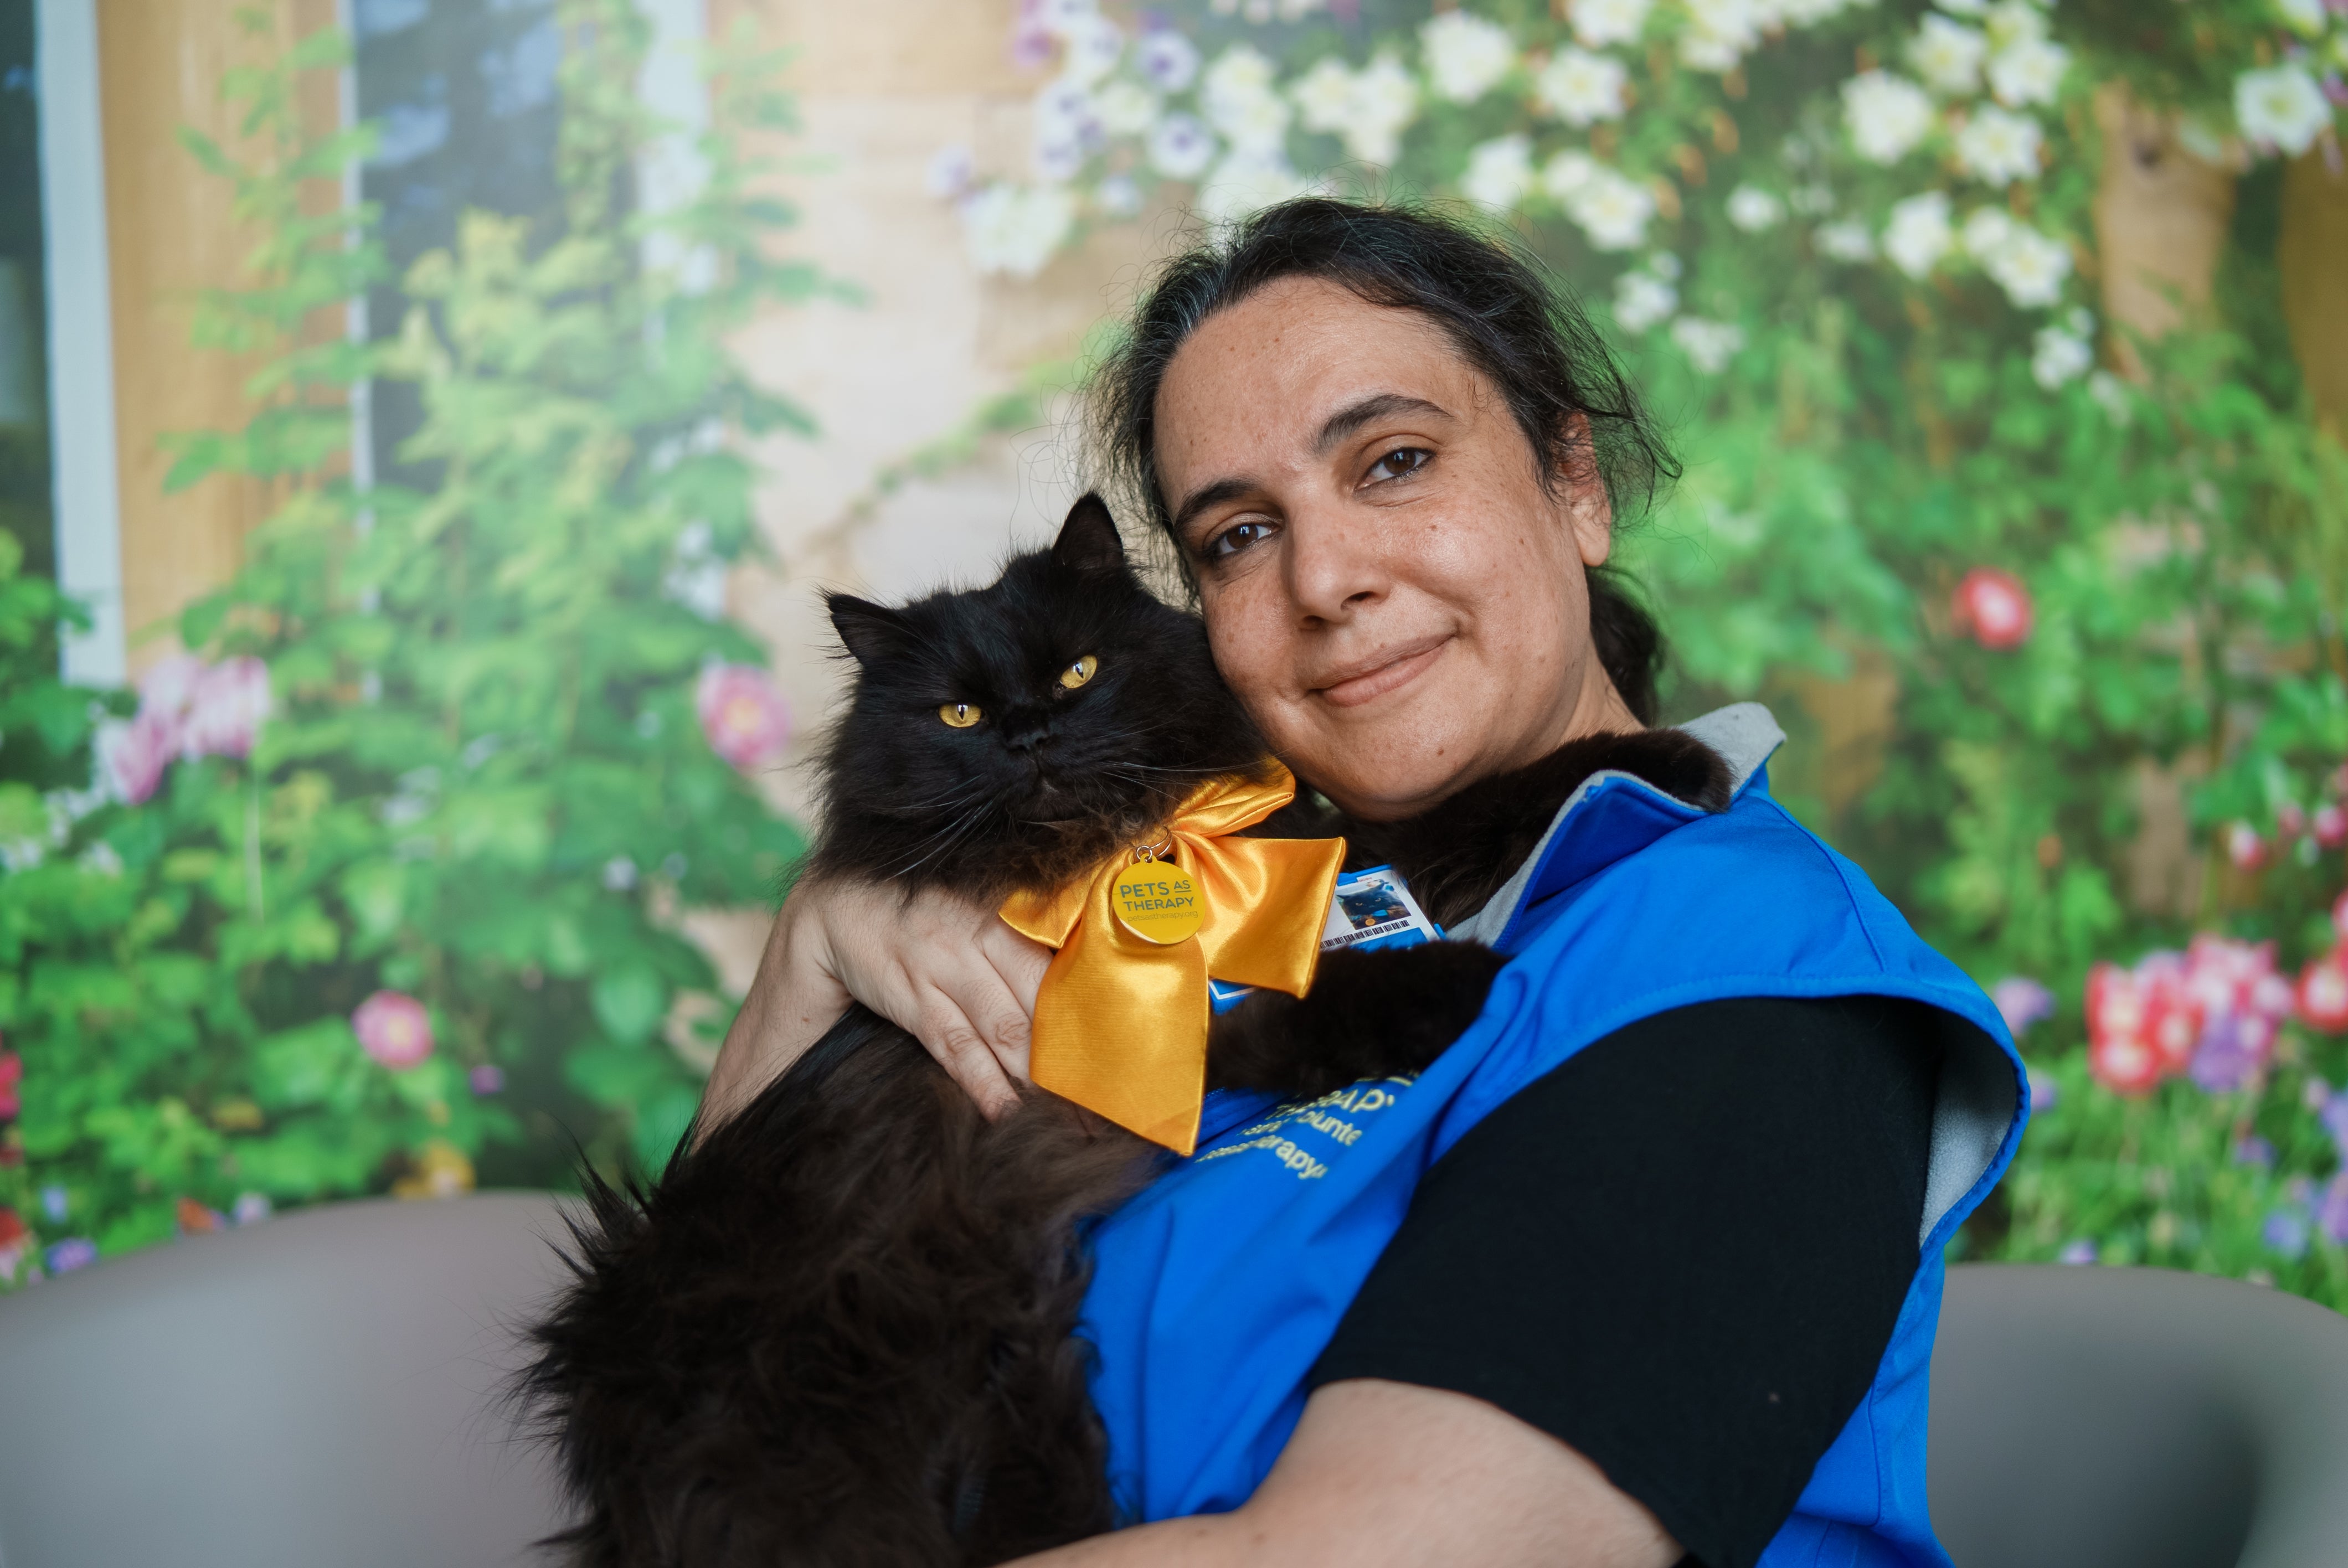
[
  {"xmin": 701, "ymin": 878, "xmax": 1053, "ymax": 1125},
  {"xmin": 1017, "ymin": 1379, "xmax": 1678, "ymax": 1568}
]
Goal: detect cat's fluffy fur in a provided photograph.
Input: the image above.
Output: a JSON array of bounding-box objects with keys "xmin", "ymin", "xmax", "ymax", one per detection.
[{"xmin": 517, "ymin": 497, "xmax": 1731, "ymax": 1567}]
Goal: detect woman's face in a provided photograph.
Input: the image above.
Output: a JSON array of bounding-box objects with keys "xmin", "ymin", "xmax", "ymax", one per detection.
[{"xmin": 1154, "ymin": 276, "xmax": 1633, "ymax": 822}]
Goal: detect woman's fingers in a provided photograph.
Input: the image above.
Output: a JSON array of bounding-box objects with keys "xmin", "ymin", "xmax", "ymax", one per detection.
[{"xmin": 908, "ymin": 983, "xmax": 1026, "ymax": 1119}]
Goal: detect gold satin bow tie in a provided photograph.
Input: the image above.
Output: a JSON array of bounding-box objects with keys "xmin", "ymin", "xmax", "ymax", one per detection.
[{"xmin": 1000, "ymin": 763, "xmax": 1345, "ymax": 1155}]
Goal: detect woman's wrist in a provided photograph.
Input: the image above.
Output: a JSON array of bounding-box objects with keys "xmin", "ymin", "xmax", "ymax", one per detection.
[{"xmin": 702, "ymin": 884, "xmax": 851, "ymax": 1127}]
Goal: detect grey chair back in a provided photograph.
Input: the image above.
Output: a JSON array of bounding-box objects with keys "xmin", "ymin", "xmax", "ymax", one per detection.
[
  {"xmin": 1929, "ymin": 1261, "xmax": 2348, "ymax": 1568},
  {"xmin": 0, "ymin": 1192, "xmax": 576, "ymax": 1568}
]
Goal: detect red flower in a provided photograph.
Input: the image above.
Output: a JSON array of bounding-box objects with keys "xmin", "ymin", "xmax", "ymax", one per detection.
[
  {"xmin": 2298, "ymin": 950, "xmax": 2348, "ymax": 1034},
  {"xmin": 2087, "ymin": 955, "xmax": 2203, "ymax": 1093},
  {"xmin": 0, "ymin": 1049, "xmax": 19, "ymax": 1121},
  {"xmin": 2317, "ymin": 804, "xmax": 2347, "ymax": 849},
  {"xmin": 1952, "ymin": 568, "xmax": 2033, "ymax": 651}
]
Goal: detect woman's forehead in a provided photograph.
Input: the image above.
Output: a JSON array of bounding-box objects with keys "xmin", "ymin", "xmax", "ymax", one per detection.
[{"xmin": 1155, "ymin": 280, "xmax": 1484, "ymax": 476}]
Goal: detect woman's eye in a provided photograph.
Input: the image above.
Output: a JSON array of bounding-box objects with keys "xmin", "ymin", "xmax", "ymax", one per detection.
[
  {"xmin": 1366, "ymin": 446, "xmax": 1432, "ymax": 484},
  {"xmin": 1059, "ymin": 655, "xmax": 1099, "ymax": 690},
  {"xmin": 939, "ymin": 703, "xmax": 983, "ymax": 728},
  {"xmin": 1203, "ymin": 520, "xmax": 1272, "ymax": 562}
]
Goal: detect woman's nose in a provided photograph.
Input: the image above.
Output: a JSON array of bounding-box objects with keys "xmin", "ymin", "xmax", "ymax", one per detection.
[{"xmin": 1283, "ymin": 501, "xmax": 1391, "ymax": 624}]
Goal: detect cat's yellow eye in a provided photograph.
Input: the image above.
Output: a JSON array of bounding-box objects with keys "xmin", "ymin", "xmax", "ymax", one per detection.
[
  {"xmin": 939, "ymin": 703, "xmax": 982, "ymax": 728},
  {"xmin": 1059, "ymin": 655, "xmax": 1099, "ymax": 690}
]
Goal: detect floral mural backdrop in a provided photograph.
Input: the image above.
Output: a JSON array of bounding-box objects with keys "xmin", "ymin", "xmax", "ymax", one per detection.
[{"xmin": 6, "ymin": 0, "xmax": 2348, "ymax": 1314}]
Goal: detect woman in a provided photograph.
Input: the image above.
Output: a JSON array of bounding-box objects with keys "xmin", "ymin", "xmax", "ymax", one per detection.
[{"xmin": 706, "ymin": 200, "xmax": 2025, "ymax": 1568}]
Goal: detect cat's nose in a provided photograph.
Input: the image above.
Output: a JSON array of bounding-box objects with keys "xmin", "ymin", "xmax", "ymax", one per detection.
[{"xmin": 1001, "ymin": 717, "xmax": 1053, "ymax": 753}]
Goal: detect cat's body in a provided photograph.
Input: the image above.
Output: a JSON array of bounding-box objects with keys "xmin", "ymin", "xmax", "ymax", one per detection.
[{"xmin": 518, "ymin": 498, "xmax": 1728, "ymax": 1567}]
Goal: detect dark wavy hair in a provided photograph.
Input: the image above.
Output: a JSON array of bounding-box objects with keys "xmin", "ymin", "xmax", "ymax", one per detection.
[{"xmin": 1085, "ymin": 198, "xmax": 1679, "ymax": 724}]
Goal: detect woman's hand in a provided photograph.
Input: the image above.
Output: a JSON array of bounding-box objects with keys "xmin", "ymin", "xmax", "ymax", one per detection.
[
  {"xmin": 1012, "ymin": 1379, "xmax": 1678, "ymax": 1568},
  {"xmin": 702, "ymin": 878, "xmax": 1053, "ymax": 1126}
]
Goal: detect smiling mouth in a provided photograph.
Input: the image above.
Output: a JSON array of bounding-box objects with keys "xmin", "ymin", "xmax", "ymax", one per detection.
[{"xmin": 1311, "ymin": 635, "xmax": 1451, "ymax": 709}]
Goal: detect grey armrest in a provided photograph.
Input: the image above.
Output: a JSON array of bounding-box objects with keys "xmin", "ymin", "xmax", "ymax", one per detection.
[{"xmin": 0, "ymin": 1193, "xmax": 577, "ymax": 1568}]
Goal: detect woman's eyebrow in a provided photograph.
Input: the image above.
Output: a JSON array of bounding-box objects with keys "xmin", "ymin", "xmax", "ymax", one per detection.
[
  {"xmin": 1312, "ymin": 393, "xmax": 1453, "ymax": 455},
  {"xmin": 1170, "ymin": 476, "xmax": 1262, "ymax": 539}
]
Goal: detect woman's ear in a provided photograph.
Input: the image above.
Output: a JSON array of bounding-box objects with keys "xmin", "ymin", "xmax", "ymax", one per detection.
[
  {"xmin": 1051, "ymin": 493, "xmax": 1127, "ymax": 576},
  {"xmin": 827, "ymin": 592, "xmax": 914, "ymax": 668},
  {"xmin": 1558, "ymin": 411, "xmax": 1614, "ymax": 568}
]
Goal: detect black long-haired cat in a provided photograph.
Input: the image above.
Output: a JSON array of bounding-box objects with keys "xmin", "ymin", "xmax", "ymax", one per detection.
[{"xmin": 518, "ymin": 496, "xmax": 1729, "ymax": 1567}]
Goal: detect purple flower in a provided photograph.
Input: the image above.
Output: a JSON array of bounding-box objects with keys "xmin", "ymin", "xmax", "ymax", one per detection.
[
  {"xmin": 468, "ymin": 1064, "xmax": 506, "ymax": 1096},
  {"xmin": 2263, "ymin": 1208, "xmax": 2311, "ymax": 1260},
  {"xmin": 1991, "ymin": 976, "xmax": 2055, "ymax": 1036},
  {"xmin": 2317, "ymin": 1174, "xmax": 2348, "ymax": 1246},
  {"xmin": 1136, "ymin": 27, "xmax": 1199, "ymax": 92},
  {"xmin": 231, "ymin": 1192, "xmax": 272, "ymax": 1226},
  {"xmin": 2305, "ymin": 1076, "xmax": 2335, "ymax": 1112},
  {"xmin": 2232, "ymin": 1134, "xmax": 2277, "ymax": 1168},
  {"xmin": 2057, "ymin": 1239, "xmax": 2098, "ymax": 1265},
  {"xmin": 95, "ymin": 710, "xmax": 176, "ymax": 805},
  {"xmin": 2027, "ymin": 1066, "xmax": 2059, "ymax": 1112},
  {"xmin": 2323, "ymin": 1091, "xmax": 2348, "ymax": 1157},
  {"xmin": 353, "ymin": 990, "xmax": 435, "ymax": 1070},
  {"xmin": 38, "ymin": 1185, "xmax": 66, "ymax": 1222},
  {"xmin": 2188, "ymin": 1013, "xmax": 2266, "ymax": 1093},
  {"xmin": 45, "ymin": 1237, "xmax": 97, "ymax": 1274}
]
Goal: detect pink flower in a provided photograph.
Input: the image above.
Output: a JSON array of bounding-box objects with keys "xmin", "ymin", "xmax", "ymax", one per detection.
[
  {"xmin": 2334, "ymin": 888, "xmax": 2348, "ymax": 941},
  {"xmin": 0, "ymin": 1049, "xmax": 18, "ymax": 1121},
  {"xmin": 95, "ymin": 710, "xmax": 176, "ymax": 804},
  {"xmin": 1990, "ymin": 976, "xmax": 2054, "ymax": 1036},
  {"xmin": 2278, "ymin": 803, "xmax": 2307, "ymax": 839},
  {"xmin": 137, "ymin": 654, "xmax": 204, "ymax": 744},
  {"xmin": 2316, "ymin": 804, "xmax": 2347, "ymax": 849},
  {"xmin": 696, "ymin": 663, "xmax": 791, "ymax": 773},
  {"xmin": 2298, "ymin": 950, "xmax": 2348, "ymax": 1033},
  {"xmin": 2226, "ymin": 822, "xmax": 2268, "ymax": 870},
  {"xmin": 352, "ymin": 990, "xmax": 435, "ymax": 1070},
  {"xmin": 2086, "ymin": 960, "xmax": 2179, "ymax": 1094},
  {"xmin": 1952, "ymin": 567, "xmax": 2032, "ymax": 650},
  {"xmin": 179, "ymin": 657, "xmax": 271, "ymax": 760}
]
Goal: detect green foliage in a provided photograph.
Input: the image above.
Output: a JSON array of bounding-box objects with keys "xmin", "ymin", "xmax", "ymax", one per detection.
[{"xmin": 0, "ymin": 1, "xmax": 820, "ymax": 1274}]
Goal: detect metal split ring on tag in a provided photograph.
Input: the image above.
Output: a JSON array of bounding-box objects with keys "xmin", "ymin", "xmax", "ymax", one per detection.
[{"xmin": 1111, "ymin": 839, "xmax": 1203, "ymax": 945}]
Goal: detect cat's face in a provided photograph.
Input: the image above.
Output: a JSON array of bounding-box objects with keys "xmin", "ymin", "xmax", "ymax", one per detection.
[{"xmin": 815, "ymin": 496, "xmax": 1265, "ymax": 896}]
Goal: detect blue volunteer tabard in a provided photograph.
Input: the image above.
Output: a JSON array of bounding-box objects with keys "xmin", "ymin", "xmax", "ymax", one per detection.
[{"xmin": 1076, "ymin": 705, "xmax": 2029, "ymax": 1567}]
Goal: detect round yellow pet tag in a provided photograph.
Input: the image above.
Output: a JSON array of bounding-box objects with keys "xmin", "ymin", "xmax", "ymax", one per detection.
[{"xmin": 1112, "ymin": 849, "xmax": 1202, "ymax": 945}]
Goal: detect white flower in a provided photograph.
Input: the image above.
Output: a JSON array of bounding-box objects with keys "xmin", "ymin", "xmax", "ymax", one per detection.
[
  {"xmin": 1564, "ymin": 166, "xmax": 1657, "ymax": 249},
  {"xmin": 1987, "ymin": 36, "xmax": 2068, "ymax": 107},
  {"xmin": 2087, "ymin": 369, "xmax": 2131, "ymax": 424},
  {"xmin": 1197, "ymin": 152, "xmax": 1307, "ymax": 225},
  {"xmin": 1537, "ymin": 48, "xmax": 1629, "ymax": 125},
  {"xmin": 1882, "ymin": 190, "xmax": 1954, "ymax": 277},
  {"xmin": 1681, "ymin": 0, "xmax": 1760, "ymax": 72},
  {"xmin": 1572, "ymin": 0, "xmax": 1652, "ymax": 48},
  {"xmin": 1789, "ymin": 182, "xmax": 1834, "ymax": 215},
  {"xmin": 1935, "ymin": 0, "xmax": 1989, "ymax": 14},
  {"xmin": 1843, "ymin": 71, "xmax": 1936, "ymax": 163},
  {"xmin": 1420, "ymin": 11, "xmax": 1517, "ymax": 104},
  {"xmin": 924, "ymin": 144, "xmax": 975, "ymax": 200},
  {"xmin": 1982, "ymin": 1, "xmax": 2048, "ymax": 47},
  {"xmin": 1543, "ymin": 148, "xmax": 1599, "ymax": 200},
  {"xmin": 1093, "ymin": 79, "xmax": 1160, "ymax": 136},
  {"xmin": 1294, "ymin": 53, "xmax": 1419, "ymax": 164},
  {"xmin": 1955, "ymin": 106, "xmax": 2045, "ymax": 185},
  {"xmin": 1460, "ymin": 133, "xmax": 1535, "ymax": 211},
  {"xmin": 1203, "ymin": 46, "xmax": 1290, "ymax": 156},
  {"xmin": 961, "ymin": 182, "xmax": 1077, "ymax": 277},
  {"xmin": 2235, "ymin": 64, "xmax": 2333, "ymax": 154},
  {"xmin": 1031, "ymin": 79, "xmax": 1098, "ymax": 183},
  {"xmin": 1815, "ymin": 219, "xmax": 1875, "ymax": 260},
  {"xmin": 1147, "ymin": 111, "xmax": 1216, "ymax": 178},
  {"xmin": 1909, "ymin": 14, "xmax": 1987, "ymax": 95},
  {"xmin": 2277, "ymin": 0, "xmax": 2327, "ymax": 35},
  {"xmin": 1773, "ymin": 0, "xmax": 1856, "ymax": 24},
  {"xmin": 1293, "ymin": 57, "xmax": 1358, "ymax": 131},
  {"xmin": 1036, "ymin": 0, "xmax": 1099, "ymax": 36},
  {"xmin": 1670, "ymin": 316, "xmax": 1746, "ymax": 373},
  {"xmin": 1057, "ymin": 15, "xmax": 1125, "ymax": 86},
  {"xmin": 1136, "ymin": 29, "xmax": 1201, "ymax": 92},
  {"xmin": 1095, "ymin": 173, "xmax": 1144, "ymax": 216},
  {"xmin": 1647, "ymin": 249, "xmax": 1682, "ymax": 280},
  {"xmin": 1613, "ymin": 270, "xmax": 1678, "ymax": 332},
  {"xmin": 1983, "ymin": 221, "xmax": 2072, "ymax": 307},
  {"xmin": 1726, "ymin": 183, "xmax": 1784, "ymax": 231},
  {"xmin": 2030, "ymin": 325, "xmax": 2093, "ymax": 388},
  {"xmin": 1960, "ymin": 203, "xmax": 2017, "ymax": 259}
]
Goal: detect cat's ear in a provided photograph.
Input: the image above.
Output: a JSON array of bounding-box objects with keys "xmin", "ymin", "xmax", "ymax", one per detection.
[
  {"xmin": 1051, "ymin": 493, "xmax": 1127, "ymax": 577},
  {"xmin": 827, "ymin": 592, "xmax": 915, "ymax": 669}
]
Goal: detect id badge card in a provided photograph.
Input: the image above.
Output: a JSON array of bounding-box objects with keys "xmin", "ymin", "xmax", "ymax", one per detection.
[{"xmin": 1208, "ymin": 864, "xmax": 1442, "ymax": 1014}]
